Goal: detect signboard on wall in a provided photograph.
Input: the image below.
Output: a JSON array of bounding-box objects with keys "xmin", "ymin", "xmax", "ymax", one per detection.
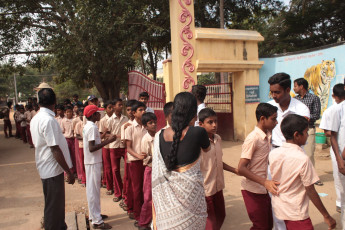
[{"xmin": 245, "ymin": 85, "xmax": 260, "ymax": 104}]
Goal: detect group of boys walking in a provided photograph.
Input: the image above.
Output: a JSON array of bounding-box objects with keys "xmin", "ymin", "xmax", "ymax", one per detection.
[{"xmin": 23, "ymin": 71, "xmax": 345, "ymax": 230}]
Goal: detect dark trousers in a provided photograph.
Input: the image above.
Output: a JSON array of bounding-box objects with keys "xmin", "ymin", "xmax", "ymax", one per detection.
[
  {"xmin": 110, "ymin": 148, "xmax": 126, "ymax": 198},
  {"xmin": 26, "ymin": 125, "xmax": 33, "ymax": 146},
  {"xmin": 241, "ymin": 190, "xmax": 273, "ymax": 230},
  {"xmin": 4, "ymin": 120, "xmax": 12, "ymax": 137},
  {"xmin": 205, "ymin": 190, "xmax": 226, "ymax": 230},
  {"xmin": 41, "ymin": 173, "xmax": 67, "ymax": 230},
  {"xmin": 15, "ymin": 121, "xmax": 21, "ymax": 138},
  {"xmin": 20, "ymin": 126, "xmax": 27, "ymax": 143},
  {"xmin": 139, "ymin": 166, "xmax": 152, "ymax": 227},
  {"xmin": 129, "ymin": 160, "xmax": 145, "ymax": 221},
  {"xmin": 284, "ymin": 218, "xmax": 313, "ymax": 230}
]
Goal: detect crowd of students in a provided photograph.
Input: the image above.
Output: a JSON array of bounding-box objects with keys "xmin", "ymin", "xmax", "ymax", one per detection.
[{"xmin": 4, "ymin": 72, "xmax": 345, "ymax": 230}]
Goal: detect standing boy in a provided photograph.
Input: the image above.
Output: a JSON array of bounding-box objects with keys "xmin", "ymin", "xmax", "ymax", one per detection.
[
  {"xmin": 192, "ymin": 85, "xmax": 207, "ymax": 126},
  {"xmin": 198, "ymin": 108, "xmax": 238, "ymax": 230},
  {"xmin": 319, "ymin": 83, "xmax": 345, "ymax": 212},
  {"xmin": 61, "ymin": 106, "xmax": 77, "ymax": 176},
  {"xmin": 14, "ymin": 104, "xmax": 21, "ymax": 139},
  {"xmin": 138, "ymin": 92, "xmax": 154, "ymax": 113},
  {"xmin": 25, "ymin": 104, "xmax": 34, "ymax": 148},
  {"xmin": 55, "ymin": 104, "xmax": 65, "ymax": 130},
  {"xmin": 75, "ymin": 108, "xmax": 86, "ymax": 185},
  {"xmin": 238, "ymin": 103, "xmax": 279, "ymax": 230},
  {"xmin": 119, "ymin": 99, "xmax": 137, "ymax": 213},
  {"xmin": 107, "ymin": 98, "xmax": 128, "ymax": 202},
  {"xmin": 99, "ymin": 101, "xmax": 114, "ymax": 195},
  {"xmin": 138, "ymin": 112, "xmax": 157, "ymax": 230},
  {"xmin": 270, "ymin": 114, "xmax": 336, "ymax": 230},
  {"xmin": 83, "ymin": 105, "xmax": 116, "ymax": 229},
  {"xmin": 18, "ymin": 105, "xmax": 27, "ymax": 143},
  {"xmin": 124, "ymin": 101, "xmax": 147, "ymax": 227},
  {"xmin": 3, "ymin": 101, "xmax": 13, "ymax": 138}
]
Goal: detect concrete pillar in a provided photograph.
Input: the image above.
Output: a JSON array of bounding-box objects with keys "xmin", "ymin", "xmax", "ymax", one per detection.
[
  {"xmin": 169, "ymin": 0, "xmax": 197, "ymax": 94},
  {"xmin": 163, "ymin": 59, "xmax": 174, "ymax": 102}
]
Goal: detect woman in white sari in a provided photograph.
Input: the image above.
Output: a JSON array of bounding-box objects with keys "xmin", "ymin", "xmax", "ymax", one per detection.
[{"xmin": 152, "ymin": 92, "xmax": 211, "ymax": 230}]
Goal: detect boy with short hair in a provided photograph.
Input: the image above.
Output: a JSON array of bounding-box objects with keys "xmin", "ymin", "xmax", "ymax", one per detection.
[
  {"xmin": 138, "ymin": 112, "xmax": 157, "ymax": 230},
  {"xmin": 139, "ymin": 92, "xmax": 154, "ymax": 113},
  {"xmin": 270, "ymin": 114, "xmax": 336, "ymax": 229},
  {"xmin": 99, "ymin": 101, "xmax": 114, "ymax": 195},
  {"xmin": 14, "ymin": 104, "xmax": 21, "ymax": 139},
  {"xmin": 163, "ymin": 102, "xmax": 173, "ymax": 128},
  {"xmin": 75, "ymin": 108, "xmax": 86, "ymax": 185},
  {"xmin": 55, "ymin": 104, "xmax": 65, "ymax": 129},
  {"xmin": 107, "ymin": 98, "xmax": 128, "ymax": 202},
  {"xmin": 3, "ymin": 101, "xmax": 13, "ymax": 138},
  {"xmin": 25, "ymin": 104, "xmax": 34, "ymax": 148},
  {"xmin": 119, "ymin": 99, "xmax": 137, "ymax": 213},
  {"xmin": 198, "ymin": 108, "xmax": 237, "ymax": 230},
  {"xmin": 61, "ymin": 106, "xmax": 76, "ymax": 175},
  {"xmin": 83, "ymin": 105, "xmax": 116, "ymax": 229},
  {"xmin": 192, "ymin": 85, "xmax": 207, "ymax": 126},
  {"xmin": 124, "ymin": 101, "xmax": 147, "ymax": 226},
  {"xmin": 238, "ymin": 103, "xmax": 279, "ymax": 230}
]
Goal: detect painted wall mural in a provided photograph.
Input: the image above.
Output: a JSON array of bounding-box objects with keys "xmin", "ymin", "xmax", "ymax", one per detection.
[{"xmin": 259, "ymin": 43, "xmax": 345, "ymax": 116}]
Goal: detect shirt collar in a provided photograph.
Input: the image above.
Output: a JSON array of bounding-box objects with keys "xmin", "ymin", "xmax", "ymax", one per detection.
[
  {"xmin": 209, "ymin": 134, "xmax": 220, "ymax": 143},
  {"xmin": 40, "ymin": 107, "xmax": 55, "ymax": 117},
  {"xmin": 282, "ymin": 142, "xmax": 304, "ymax": 152},
  {"xmin": 254, "ymin": 126, "xmax": 270, "ymax": 140},
  {"xmin": 133, "ymin": 119, "xmax": 140, "ymax": 127}
]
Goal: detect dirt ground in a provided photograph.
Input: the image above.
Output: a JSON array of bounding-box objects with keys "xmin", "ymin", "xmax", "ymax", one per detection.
[{"xmin": 0, "ymin": 119, "xmax": 342, "ymax": 230}]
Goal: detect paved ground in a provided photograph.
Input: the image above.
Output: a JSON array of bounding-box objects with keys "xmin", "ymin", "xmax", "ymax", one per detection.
[{"xmin": 0, "ymin": 119, "xmax": 342, "ymax": 229}]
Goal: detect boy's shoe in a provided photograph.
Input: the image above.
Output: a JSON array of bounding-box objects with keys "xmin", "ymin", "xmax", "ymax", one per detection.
[
  {"xmin": 138, "ymin": 226, "xmax": 151, "ymax": 230},
  {"xmin": 106, "ymin": 190, "xmax": 114, "ymax": 195},
  {"xmin": 315, "ymin": 180, "xmax": 323, "ymax": 186},
  {"xmin": 134, "ymin": 221, "xmax": 139, "ymax": 228},
  {"xmin": 92, "ymin": 222, "xmax": 112, "ymax": 229},
  {"xmin": 112, "ymin": 196, "xmax": 121, "ymax": 202},
  {"xmin": 128, "ymin": 212, "xmax": 135, "ymax": 220}
]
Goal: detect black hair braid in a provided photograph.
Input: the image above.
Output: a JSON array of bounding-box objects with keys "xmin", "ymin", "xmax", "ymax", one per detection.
[{"xmin": 165, "ymin": 92, "xmax": 197, "ymax": 171}]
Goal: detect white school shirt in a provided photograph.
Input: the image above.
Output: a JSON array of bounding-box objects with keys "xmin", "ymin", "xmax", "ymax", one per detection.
[
  {"xmin": 83, "ymin": 120, "xmax": 102, "ymax": 165},
  {"xmin": 319, "ymin": 104, "xmax": 338, "ymax": 131},
  {"xmin": 30, "ymin": 107, "xmax": 72, "ymax": 179},
  {"xmin": 329, "ymin": 101, "xmax": 345, "ymax": 154},
  {"xmin": 195, "ymin": 103, "xmax": 206, "ymax": 126},
  {"xmin": 268, "ymin": 98, "xmax": 310, "ymax": 147},
  {"xmin": 146, "ymin": 106, "xmax": 154, "ymax": 113}
]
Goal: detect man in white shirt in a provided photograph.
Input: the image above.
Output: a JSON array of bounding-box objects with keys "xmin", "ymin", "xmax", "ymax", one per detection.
[
  {"xmin": 30, "ymin": 88, "xmax": 74, "ymax": 230},
  {"xmin": 192, "ymin": 85, "xmax": 207, "ymax": 126},
  {"xmin": 267, "ymin": 73, "xmax": 310, "ymax": 230},
  {"xmin": 138, "ymin": 91, "xmax": 154, "ymax": 113},
  {"xmin": 83, "ymin": 105, "xmax": 116, "ymax": 229},
  {"xmin": 319, "ymin": 83, "xmax": 345, "ymax": 213}
]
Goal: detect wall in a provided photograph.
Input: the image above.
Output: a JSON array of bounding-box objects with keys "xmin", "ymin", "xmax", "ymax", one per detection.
[{"xmin": 259, "ymin": 43, "xmax": 345, "ymax": 109}]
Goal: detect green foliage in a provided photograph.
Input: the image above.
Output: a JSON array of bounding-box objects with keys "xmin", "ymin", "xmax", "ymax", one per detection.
[{"xmin": 197, "ymin": 73, "xmax": 216, "ymax": 85}]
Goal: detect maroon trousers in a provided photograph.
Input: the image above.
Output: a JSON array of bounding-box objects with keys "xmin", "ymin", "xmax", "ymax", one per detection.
[
  {"xmin": 284, "ymin": 218, "xmax": 313, "ymax": 230},
  {"xmin": 26, "ymin": 125, "xmax": 33, "ymax": 146},
  {"xmin": 110, "ymin": 148, "xmax": 126, "ymax": 198},
  {"xmin": 205, "ymin": 190, "xmax": 226, "ymax": 230},
  {"xmin": 102, "ymin": 148, "xmax": 112, "ymax": 191},
  {"xmin": 129, "ymin": 160, "xmax": 145, "ymax": 221},
  {"xmin": 20, "ymin": 126, "xmax": 27, "ymax": 143},
  {"xmin": 4, "ymin": 120, "xmax": 12, "ymax": 137},
  {"xmin": 78, "ymin": 148, "xmax": 86, "ymax": 184},
  {"xmin": 241, "ymin": 190, "xmax": 273, "ymax": 230},
  {"xmin": 122, "ymin": 152, "xmax": 129, "ymax": 202},
  {"xmin": 139, "ymin": 166, "xmax": 152, "ymax": 227},
  {"xmin": 15, "ymin": 121, "xmax": 21, "ymax": 138},
  {"xmin": 74, "ymin": 139, "xmax": 82, "ymax": 181},
  {"xmin": 66, "ymin": 138, "xmax": 76, "ymax": 174}
]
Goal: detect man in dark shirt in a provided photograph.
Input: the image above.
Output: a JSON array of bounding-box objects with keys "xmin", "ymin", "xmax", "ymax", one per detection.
[{"xmin": 294, "ymin": 78, "xmax": 322, "ymax": 185}]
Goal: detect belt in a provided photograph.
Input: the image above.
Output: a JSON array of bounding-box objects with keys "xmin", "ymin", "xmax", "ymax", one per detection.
[{"xmin": 272, "ymin": 144, "xmax": 280, "ymax": 149}]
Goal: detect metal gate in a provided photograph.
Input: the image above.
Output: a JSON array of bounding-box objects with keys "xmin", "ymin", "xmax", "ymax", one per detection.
[
  {"xmin": 204, "ymin": 83, "xmax": 234, "ymax": 140},
  {"xmin": 128, "ymin": 71, "xmax": 166, "ymax": 129}
]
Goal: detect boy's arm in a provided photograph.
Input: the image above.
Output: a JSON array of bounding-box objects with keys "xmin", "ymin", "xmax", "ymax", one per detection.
[
  {"xmin": 305, "ymin": 184, "xmax": 336, "ymax": 229},
  {"xmin": 126, "ymin": 140, "xmax": 146, "ymax": 160},
  {"xmin": 238, "ymin": 158, "xmax": 280, "ymax": 195},
  {"xmin": 76, "ymin": 134, "xmax": 83, "ymax": 140},
  {"xmin": 330, "ymin": 131, "xmax": 345, "ymax": 175},
  {"xmin": 89, "ymin": 135, "xmax": 116, "ymax": 152},
  {"xmin": 223, "ymin": 162, "xmax": 238, "ymax": 175}
]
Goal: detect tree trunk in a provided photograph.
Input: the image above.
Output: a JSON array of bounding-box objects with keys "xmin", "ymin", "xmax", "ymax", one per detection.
[
  {"xmin": 220, "ymin": 0, "xmax": 224, "ymax": 29},
  {"xmin": 93, "ymin": 75, "xmax": 120, "ymax": 102},
  {"xmin": 146, "ymin": 42, "xmax": 157, "ymax": 80}
]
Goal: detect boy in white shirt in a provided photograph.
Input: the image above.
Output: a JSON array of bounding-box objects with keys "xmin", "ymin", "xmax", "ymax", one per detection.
[
  {"xmin": 83, "ymin": 105, "xmax": 116, "ymax": 229},
  {"xmin": 192, "ymin": 85, "xmax": 207, "ymax": 126}
]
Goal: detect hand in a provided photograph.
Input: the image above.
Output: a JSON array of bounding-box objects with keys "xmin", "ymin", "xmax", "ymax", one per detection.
[
  {"xmin": 107, "ymin": 134, "xmax": 117, "ymax": 142},
  {"xmin": 324, "ymin": 215, "xmax": 336, "ymax": 229},
  {"xmin": 124, "ymin": 123, "xmax": 132, "ymax": 130},
  {"xmin": 137, "ymin": 153, "xmax": 147, "ymax": 160},
  {"xmin": 66, "ymin": 171, "xmax": 75, "ymax": 185},
  {"xmin": 234, "ymin": 168, "xmax": 239, "ymax": 175},
  {"xmin": 264, "ymin": 180, "xmax": 280, "ymax": 195},
  {"xmin": 337, "ymin": 160, "xmax": 345, "ymax": 175}
]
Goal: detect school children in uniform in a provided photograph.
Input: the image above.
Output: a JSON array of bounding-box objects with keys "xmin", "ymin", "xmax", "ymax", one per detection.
[
  {"xmin": 61, "ymin": 106, "xmax": 76, "ymax": 176},
  {"xmin": 75, "ymin": 108, "xmax": 86, "ymax": 185},
  {"xmin": 83, "ymin": 105, "xmax": 116, "ymax": 230},
  {"xmin": 124, "ymin": 101, "xmax": 147, "ymax": 227},
  {"xmin": 14, "ymin": 104, "xmax": 21, "ymax": 139},
  {"xmin": 55, "ymin": 104, "xmax": 65, "ymax": 130},
  {"xmin": 138, "ymin": 112, "xmax": 157, "ymax": 229},
  {"xmin": 138, "ymin": 92, "xmax": 154, "ymax": 113},
  {"xmin": 18, "ymin": 105, "xmax": 27, "ymax": 143},
  {"xmin": 24, "ymin": 104, "xmax": 34, "ymax": 148},
  {"xmin": 270, "ymin": 114, "xmax": 336, "ymax": 230},
  {"xmin": 119, "ymin": 100, "xmax": 137, "ymax": 214},
  {"xmin": 73, "ymin": 108, "xmax": 83, "ymax": 183},
  {"xmin": 319, "ymin": 83, "xmax": 345, "ymax": 213},
  {"xmin": 99, "ymin": 101, "xmax": 114, "ymax": 195},
  {"xmin": 198, "ymin": 108, "xmax": 237, "ymax": 230},
  {"xmin": 238, "ymin": 103, "xmax": 279, "ymax": 230},
  {"xmin": 106, "ymin": 98, "xmax": 128, "ymax": 202}
]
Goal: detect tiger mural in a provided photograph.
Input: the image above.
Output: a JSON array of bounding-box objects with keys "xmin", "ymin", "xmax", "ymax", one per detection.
[{"xmin": 304, "ymin": 59, "xmax": 336, "ymax": 115}]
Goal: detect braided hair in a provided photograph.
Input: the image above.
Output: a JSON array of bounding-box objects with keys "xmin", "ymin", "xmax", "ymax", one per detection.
[{"xmin": 165, "ymin": 92, "xmax": 197, "ymax": 171}]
